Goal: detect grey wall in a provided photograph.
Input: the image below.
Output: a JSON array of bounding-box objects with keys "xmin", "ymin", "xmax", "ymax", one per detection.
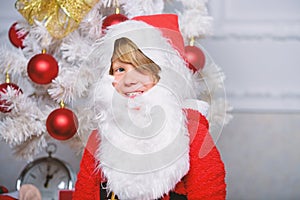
[
  {"xmin": 1, "ymin": 1, "xmax": 300, "ymax": 199},
  {"xmin": 201, "ymin": 0, "xmax": 300, "ymax": 199}
]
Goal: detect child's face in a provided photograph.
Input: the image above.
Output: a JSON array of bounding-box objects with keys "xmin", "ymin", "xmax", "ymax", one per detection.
[{"xmin": 111, "ymin": 60, "xmax": 156, "ymax": 98}]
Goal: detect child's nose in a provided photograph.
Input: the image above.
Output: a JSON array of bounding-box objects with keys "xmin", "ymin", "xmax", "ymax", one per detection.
[{"xmin": 123, "ymin": 71, "xmax": 138, "ymax": 86}]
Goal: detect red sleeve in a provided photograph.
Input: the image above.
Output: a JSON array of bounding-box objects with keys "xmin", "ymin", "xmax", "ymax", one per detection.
[
  {"xmin": 73, "ymin": 131, "xmax": 102, "ymax": 200},
  {"xmin": 0, "ymin": 195, "xmax": 17, "ymax": 200},
  {"xmin": 182, "ymin": 109, "xmax": 226, "ymax": 200}
]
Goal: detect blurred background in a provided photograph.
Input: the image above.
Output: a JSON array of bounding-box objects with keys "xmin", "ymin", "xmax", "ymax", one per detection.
[{"xmin": 1, "ymin": 0, "xmax": 300, "ymax": 199}]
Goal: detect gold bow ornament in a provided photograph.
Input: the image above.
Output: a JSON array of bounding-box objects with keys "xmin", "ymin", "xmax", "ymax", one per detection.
[{"xmin": 15, "ymin": 0, "xmax": 99, "ymax": 39}]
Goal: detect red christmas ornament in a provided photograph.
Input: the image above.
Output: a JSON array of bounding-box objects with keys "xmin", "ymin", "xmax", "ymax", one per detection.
[
  {"xmin": 0, "ymin": 83, "xmax": 22, "ymax": 113},
  {"xmin": 102, "ymin": 14, "xmax": 128, "ymax": 30},
  {"xmin": 184, "ymin": 46, "xmax": 206, "ymax": 72},
  {"xmin": 8, "ymin": 22, "xmax": 27, "ymax": 49},
  {"xmin": 27, "ymin": 53, "xmax": 59, "ymax": 84},
  {"xmin": 0, "ymin": 185, "xmax": 9, "ymax": 194},
  {"xmin": 46, "ymin": 108, "xmax": 78, "ymax": 140}
]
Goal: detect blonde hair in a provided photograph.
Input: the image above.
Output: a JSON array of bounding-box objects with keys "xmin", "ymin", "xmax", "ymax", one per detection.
[{"xmin": 109, "ymin": 37, "xmax": 161, "ymax": 83}]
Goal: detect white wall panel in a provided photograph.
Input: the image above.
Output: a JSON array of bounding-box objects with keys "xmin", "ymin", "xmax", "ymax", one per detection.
[
  {"xmin": 203, "ymin": 0, "xmax": 300, "ymax": 112},
  {"xmin": 209, "ymin": 0, "xmax": 300, "ymax": 39},
  {"xmin": 202, "ymin": 1, "xmax": 300, "ymax": 199}
]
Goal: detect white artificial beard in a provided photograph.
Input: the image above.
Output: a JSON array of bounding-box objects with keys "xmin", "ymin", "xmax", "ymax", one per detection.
[{"xmin": 93, "ymin": 75, "xmax": 190, "ymax": 200}]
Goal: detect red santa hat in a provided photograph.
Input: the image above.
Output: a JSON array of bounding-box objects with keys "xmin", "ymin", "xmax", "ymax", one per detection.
[{"xmin": 131, "ymin": 14, "xmax": 185, "ymax": 58}]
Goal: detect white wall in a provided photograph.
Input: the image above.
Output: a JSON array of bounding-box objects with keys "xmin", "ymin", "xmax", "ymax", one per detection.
[
  {"xmin": 1, "ymin": 1, "xmax": 300, "ymax": 199},
  {"xmin": 201, "ymin": 0, "xmax": 300, "ymax": 199},
  {"xmin": 217, "ymin": 112, "xmax": 300, "ymax": 200},
  {"xmin": 204, "ymin": 0, "xmax": 300, "ymax": 112}
]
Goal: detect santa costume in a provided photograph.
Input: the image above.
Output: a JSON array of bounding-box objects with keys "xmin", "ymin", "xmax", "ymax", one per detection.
[{"xmin": 73, "ymin": 14, "xmax": 226, "ymax": 200}]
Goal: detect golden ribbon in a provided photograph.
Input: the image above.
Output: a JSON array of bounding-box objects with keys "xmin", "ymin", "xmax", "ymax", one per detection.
[{"xmin": 15, "ymin": 0, "xmax": 99, "ymax": 39}]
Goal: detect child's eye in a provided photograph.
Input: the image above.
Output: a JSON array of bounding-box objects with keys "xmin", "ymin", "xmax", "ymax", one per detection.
[{"xmin": 115, "ymin": 67, "xmax": 125, "ymax": 73}]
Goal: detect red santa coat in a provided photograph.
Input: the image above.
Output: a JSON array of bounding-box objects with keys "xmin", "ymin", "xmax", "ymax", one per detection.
[{"xmin": 73, "ymin": 109, "xmax": 226, "ymax": 200}]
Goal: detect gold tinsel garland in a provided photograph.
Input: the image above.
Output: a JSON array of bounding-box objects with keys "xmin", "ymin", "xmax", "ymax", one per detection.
[{"xmin": 15, "ymin": 0, "xmax": 99, "ymax": 39}]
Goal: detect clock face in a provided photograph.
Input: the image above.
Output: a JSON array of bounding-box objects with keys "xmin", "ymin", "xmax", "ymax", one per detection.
[{"xmin": 17, "ymin": 157, "xmax": 74, "ymax": 200}]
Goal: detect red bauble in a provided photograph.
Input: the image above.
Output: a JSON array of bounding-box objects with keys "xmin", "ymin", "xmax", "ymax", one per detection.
[
  {"xmin": 184, "ymin": 46, "xmax": 206, "ymax": 72},
  {"xmin": 8, "ymin": 22, "xmax": 27, "ymax": 49},
  {"xmin": 46, "ymin": 108, "xmax": 78, "ymax": 140},
  {"xmin": 102, "ymin": 14, "xmax": 128, "ymax": 30},
  {"xmin": 0, "ymin": 185, "xmax": 9, "ymax": 194},
  {"xmin": 27, "ymin": 53, "xmax": 59, "ymax": 84},
  {"xmin": 0, "ymin": 83, "xmax": 22, "ymax": 113}
]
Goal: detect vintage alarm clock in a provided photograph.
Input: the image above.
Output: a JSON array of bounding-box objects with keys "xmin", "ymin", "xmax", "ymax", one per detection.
[{"xmin": 16, "ymin": 143, "xmax": 75, "ymax": 200}]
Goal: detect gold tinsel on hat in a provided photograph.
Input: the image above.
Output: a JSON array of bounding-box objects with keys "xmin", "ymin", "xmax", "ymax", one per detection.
[{"xmin": 15, "ymin": 0, "xmax": 99, "ymax": 39}]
